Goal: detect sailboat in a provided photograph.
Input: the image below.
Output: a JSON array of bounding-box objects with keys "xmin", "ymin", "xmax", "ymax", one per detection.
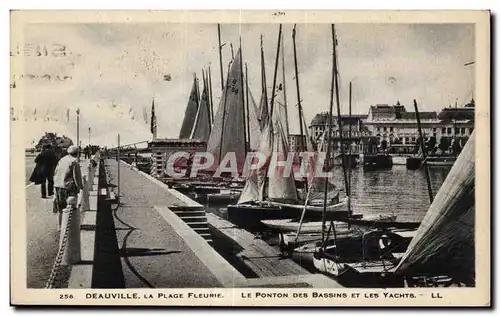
[
  {"xmin": 206, "ymin": 46, "xmax": 248, "ymax": 177},
  {"xmin": 226, "ymin": 117, "xmax": 349, "ymax": 231},
  {"xmin": 311, "ymin": 130, "xmax": 474, "ymax": 285},
  {"xmin": 313, "ymin": 113, "xmax": 474, "ymax": 285},
  {"xmin": 393, "ymin": 137, "xmax": 475, "ymax": 287},
  {"xmin": 179, "ymin": 74, "xmax": 200, "ymax": 139},
  {"xmin": 190, "ymin": 69, "xmax": 212, "ymax": 142},
  {"xmin": 226, "ymin": 25, "xmax": 349, "ymax": 231}
]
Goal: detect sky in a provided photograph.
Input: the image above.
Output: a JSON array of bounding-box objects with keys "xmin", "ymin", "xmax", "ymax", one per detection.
[{"xmin": 12, "ymin": 22, "xmax": 475, "ymax": 146}]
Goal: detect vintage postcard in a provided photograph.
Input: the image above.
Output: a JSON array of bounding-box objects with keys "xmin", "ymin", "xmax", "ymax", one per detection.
[{"xmin": 10, "ymin": 10, "xmax": 490, "ymax": 306}]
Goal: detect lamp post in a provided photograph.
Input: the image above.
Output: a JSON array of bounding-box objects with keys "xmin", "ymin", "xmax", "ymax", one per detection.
[
  {"xmin": 88, "ymin": 127, "xmax": 91, "ymax": 145},
  {"xmin": 76, "ymin": 108, "xmax": 80, "ymax": 159},
  {"xmin": 464, "ymin": 61, "xmax": 475, "ymax": 101}
]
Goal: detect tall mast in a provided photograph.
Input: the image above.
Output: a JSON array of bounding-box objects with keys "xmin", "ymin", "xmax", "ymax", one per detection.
[
  {"xmin": 269, "ymin": 24, "xmax": 282, "ymax": 120},
  {"xmin": 260, "ymin": 24, "xmax": 282, "ymax": 201},
  {"xmin": 414, "ymin": 99, "xmax": 434, "ymax": 204},
  {"xmin": 281, "ymin": 30, "xmax": 289, "ymax": 137},
  {"xmin": 292, "ymin": 24, "xmax": 307, "ymax": 194},
  {"xmin": 348, "ymin": 81, "xmax": 352, "ymax": 215},
  {"xmin": 332, "ymin": 24, "xmax": 349, "ymax": 198},
  {"xmin": 321, "ymin": 24, "xmax": 337, "ymax": 245},
  {"xmin": 217, "ymin": 24, "xmax": 224, "ymax": 91},
  {"xmin": 261, "ymin": 35, "xmax": 269, "ymax": 110},
  {"xmin": 208, "ymin": 64, "xmax": 215, "ymax": 125},
  {"xmin": 218, "ymin": 61, "xmax": 232, "ymax": 166},
  {"xmin": 239, "ymin": 38, "xmax": 248, "ymax": 156},
  {"xmin": 245, "ymin": 62, "xmax": 251, "ymax": 150},
  {"xmin": 292, "ymin": 24, "xmax": 305, "ymax": 152}
]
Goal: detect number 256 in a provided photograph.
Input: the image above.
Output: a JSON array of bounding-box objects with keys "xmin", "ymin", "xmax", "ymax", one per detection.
[{"xmin": 59, "ymin": 294, "xmax": 74, "ymax": 299}]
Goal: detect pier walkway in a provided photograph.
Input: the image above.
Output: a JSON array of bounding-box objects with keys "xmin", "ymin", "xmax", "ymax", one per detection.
[
  {"xmin": 26, "ymin": 159, "xmax": 92, "ymax": 288},
  {"xmin": 100, "ymin": 159, "xmax": 232, "ymax": 288},
  {"xmin": 26, "ymin": 156, "xmax": 342, "ymax": 289},
  {"xmin": 101, "ymin": 159, "xmax": 342, "ymax": 289}
]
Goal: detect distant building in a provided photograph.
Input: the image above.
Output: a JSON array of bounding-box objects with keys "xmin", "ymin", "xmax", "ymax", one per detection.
[
  {"xmin": 437, "ymin": 99, "xmax": 475, "ymax": 150},
  {"xmin": 308, "ymin": 100, "xmax": 475, "ymax": 155},
  {"xmin": 288, "ymin": 134, "xmax": 307, "ymax": 152},
  {"xmin": 309, "ymin": 113, "xmax": 372, "ymax": 153},
  {"xmin": 362, "ymin": 100, "xmax": 474, "ymax": 154}
]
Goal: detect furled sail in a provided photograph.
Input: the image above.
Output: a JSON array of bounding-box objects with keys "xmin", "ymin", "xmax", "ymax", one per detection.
[
  {"xmin": 258, "ymin": 34, "xmax": 269, "ymax": 131},
  {"xmin": 274, "ymin": 31, "xmax": 289, "ymax": 139},
  {"xmin": 247, "ymin": 89, "xmax": 261, "ymax": 151},
  {"xmin": 190, "ymin": 74, "xmax": 212, "ymax": 142},
  {"xmin": 178, "ymin": 76, "xmax": 200, "ymax": 139},
  {"xmin": 267, "ymin": 118, "xmax": 298, "ymax": 203},
  {"xmin": 258, "ymin": 93, "xmax": 269, "ymax": 131},
  {"xmin": 257, "ymin": 118, "xmax": 273, "ymax": 201},
  {"xmin": 394, "ymin": 131, "xmax": 475, "ymax": 285},
  {"xmin": 206, "ymin": 48, "xmax": 246, "ymax": 173}
]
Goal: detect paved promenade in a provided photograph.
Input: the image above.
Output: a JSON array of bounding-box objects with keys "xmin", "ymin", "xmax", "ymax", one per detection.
[
  {"xmin": 100, "ymin": 159, "xmax": 222, "ymax": 288},
  {"xmin": 25, "ymin": 158, "xmax": 90, "ymax": 288}
]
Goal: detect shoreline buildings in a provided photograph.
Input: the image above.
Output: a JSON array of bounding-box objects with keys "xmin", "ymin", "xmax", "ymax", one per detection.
[{"xmin": 307, "ymin": 100, "xmax": 475, "ymax": 155}]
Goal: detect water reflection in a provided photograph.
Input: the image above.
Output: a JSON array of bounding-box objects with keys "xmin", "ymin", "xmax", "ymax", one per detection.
[{"xmin": 206, "ymin": 166, "xmax": 451, "ymax": 223}]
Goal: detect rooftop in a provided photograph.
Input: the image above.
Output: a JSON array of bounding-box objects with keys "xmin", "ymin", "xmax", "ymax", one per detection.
[
  {"xmin": 310, "ymin": 113, "xmax": 368, "ymax": 126},
  {"xmin": 438, "ymin": 101, "xmax": 475, "ymax": 121}
]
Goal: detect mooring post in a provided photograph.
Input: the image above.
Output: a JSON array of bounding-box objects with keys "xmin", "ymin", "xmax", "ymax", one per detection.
[
  {"xmin": 60, "ymin": 196, "xmax": 81, "ymax": 265},
  {"xmin": 81, "ymin": 176, "xmax": 90, "ymax": 212}
]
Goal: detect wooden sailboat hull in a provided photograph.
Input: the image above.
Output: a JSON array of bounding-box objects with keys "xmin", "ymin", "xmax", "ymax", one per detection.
[
  {"xmin": 313, "ymin": 252, "xmax": 349, "ymax": 277},
  {"xmin": 264, "ymin": 219, "xmax": 349, "ymax": 233},
  {"xmin": 206, "ymin": 190, "xmax": 241, "ymax": 205},
  {"xmin": 392, "ymin": 156, "xmax": 408, "ymax": 165},
  {"xmin": 426, "ymin": 156, "xmax": 456, "ymax": 166},
  {"xmin": 310, "ymin": 229, "xmax": 415, "ymax": 284},
  {"xmin": 263, "ymin": 214, "xmax": 397, "ymax": 233},
  {"xmin": 226, "ymin": 200, "xmax": 351, "ymax": 231},
  {"xmin": 342, "ymin": 217, "xmax": 419, "ymax": 230},
  {"xmin": 406, "ymin": 157, "xmax": 421, "ymax": 170},
  {"xmin": 362, "ymin": 154, "xmax": 393, "ymax": 169}
]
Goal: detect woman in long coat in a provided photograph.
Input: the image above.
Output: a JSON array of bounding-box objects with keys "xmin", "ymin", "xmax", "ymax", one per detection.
[{"xmin": 30, "ymin": 144, "xmax": 58, "ymax": 198}]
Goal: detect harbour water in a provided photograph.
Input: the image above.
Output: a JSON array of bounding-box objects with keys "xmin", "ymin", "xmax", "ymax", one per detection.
[{"xmin": 203, "ymin": 165, "xmax": 452, "ymax": 223}]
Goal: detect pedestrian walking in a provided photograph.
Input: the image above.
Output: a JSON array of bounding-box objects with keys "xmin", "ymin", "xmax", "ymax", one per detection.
[
  {"xmin": 53, "ymin": 145, "xmax": 83, "ymax": 229},
  {"xmin": 30, "ymin": 144, "xmax": 57, "ymax": 198}
]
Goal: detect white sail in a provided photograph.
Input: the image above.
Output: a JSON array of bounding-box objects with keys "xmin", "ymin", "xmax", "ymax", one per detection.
[
  {"xmin": 257, "ymin": 118, "xmax": 273, "ymax": 201},
  {"xmin": 179, "ymin": 76, "xmax": 200, "ymax": 139},
  {"xmin": 142, "ymin": 105, "xmax": 148, "ymax": 124},
  {"xmin": 394, "ymin": 131, "xmax": 475, "ymax": 284},
  {"xmin": 206, "ymin": 48, "xmax": 246, "ymax": 173},
  {"xmin": 267, "ymin": 118, "xmax": 298, "ymax": 202},
  {"xmin": 190, "ymin": 77, "xmax": 211, "ymax": 142},
  {"xmin": 238, "ymin": 171, "xmax": 259, "ymax": 204},
  {"xmin": 274, "ymin": 31, "xmax": 289, "ymax": 139},
  {"xmin": 258, "ymin": 92, "xmax": 269, "ymax": 131},
  {"xmin": 247, "ymin": 89, "xmax": 261, "ymax": 151}
]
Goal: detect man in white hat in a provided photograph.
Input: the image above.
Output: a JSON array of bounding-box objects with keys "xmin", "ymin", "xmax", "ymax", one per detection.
[{"xmin": 53, "ymin": 145, "xmax": 83, "ymax": 225}]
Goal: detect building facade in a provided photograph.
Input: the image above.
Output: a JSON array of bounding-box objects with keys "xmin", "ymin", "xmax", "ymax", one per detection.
[
  {"xmin": 288, "ymin": 134, "xmax": 307, "ymax": 152},
  {"xmin": 309, "ymin": 113, "xmax": 374, "ymax": 153},
  {"xmin": 308, "ymin": 100, "xmax": 475, "ymax": 155},
  {"xmin": 363, "ymin": 101, "xmax": 474, "ymax": 154}
]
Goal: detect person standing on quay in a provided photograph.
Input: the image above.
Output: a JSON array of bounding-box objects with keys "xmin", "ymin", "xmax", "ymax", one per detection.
[
  {"xmin": 53, "ymin": 145, "xmax": 83, "ymax": 228},
  {"xmin": 31, "ymin": 144, "xmax": 57, "ymax": 198}
]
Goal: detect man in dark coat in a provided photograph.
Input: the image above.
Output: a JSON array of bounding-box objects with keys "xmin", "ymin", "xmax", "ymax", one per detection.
[{"xmin": 33, "ymin": 144, "xmax": 58, "ymax": 198}]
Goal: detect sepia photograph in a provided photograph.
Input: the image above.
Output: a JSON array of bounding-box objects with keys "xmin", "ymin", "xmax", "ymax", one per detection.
[{"xmin": 10, "ymin": 10, "xmax": 490, "ymax": 306}]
